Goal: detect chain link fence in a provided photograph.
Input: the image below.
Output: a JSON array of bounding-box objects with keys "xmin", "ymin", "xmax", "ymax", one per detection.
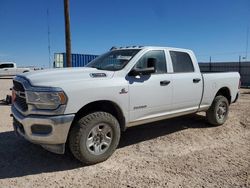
[{"xmin": 199, "ymin": 62, "xmax": 250, "ymax": 87}]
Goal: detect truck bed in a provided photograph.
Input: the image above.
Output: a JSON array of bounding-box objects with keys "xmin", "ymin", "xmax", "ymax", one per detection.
[{"xmin": 200, "ymin": 72, "xmax": 240, "ymax": 108}]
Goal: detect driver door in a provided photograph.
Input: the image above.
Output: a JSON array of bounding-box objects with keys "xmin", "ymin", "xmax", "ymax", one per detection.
[{"xmin": 128, "ymin": 50, "xmax": 172, "ymax": 124}]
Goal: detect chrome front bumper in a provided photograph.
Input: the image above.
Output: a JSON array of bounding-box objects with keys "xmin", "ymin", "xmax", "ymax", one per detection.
[{"xmin": 12, "ymin": 106, "xmax": 75, "ymax": 154}]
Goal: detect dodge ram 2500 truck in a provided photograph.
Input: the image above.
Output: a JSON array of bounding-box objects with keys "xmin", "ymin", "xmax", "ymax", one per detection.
[{"xmin": 11, "ymin": 46, "xmax": 240, "ymax": 164}]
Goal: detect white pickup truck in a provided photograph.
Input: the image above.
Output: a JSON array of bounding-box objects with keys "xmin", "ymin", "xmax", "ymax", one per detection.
[
  {"xmin": 11, "ymin": 46, "xmax": 240, "ymax": 164},
  {"xmin": 0, "ymin": 62, "xmax": 30, "ymax": 76}
]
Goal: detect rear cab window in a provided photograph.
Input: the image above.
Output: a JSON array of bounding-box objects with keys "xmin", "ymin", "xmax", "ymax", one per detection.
[{"xmin": 169, "ymin": 51, "xmax": 194, "ymax": 73}]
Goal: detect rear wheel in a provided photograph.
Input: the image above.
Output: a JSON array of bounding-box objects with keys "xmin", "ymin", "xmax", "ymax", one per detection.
[
  {"xmin": 69, "ymin": 112, "xmax": 120, "ymax": 164},
  {"xmin": 206, "ymin": 95, "xmax": 229, "ymax": 126}
]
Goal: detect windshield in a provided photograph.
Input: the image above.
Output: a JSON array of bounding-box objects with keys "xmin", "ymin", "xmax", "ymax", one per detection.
[{"xmin": 86, "ymin": 49, "xmax": 141, "ymax": 71}]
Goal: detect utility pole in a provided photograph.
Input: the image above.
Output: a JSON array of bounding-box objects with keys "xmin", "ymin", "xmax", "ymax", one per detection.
[{"xmin": 64, "ymin": 0, "xmax": 72, "ymax": 67}]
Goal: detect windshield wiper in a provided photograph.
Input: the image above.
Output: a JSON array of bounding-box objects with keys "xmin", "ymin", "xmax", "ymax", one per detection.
[
  {"xmin": 94, "ymin": 67, "xmax": 106, "ymax": 70},
  {"xmin": 87, "ymin": 65, "xmax": 104, "ymax": 70},
  {"xmin": 88, "ymin": 65, "xmax": 115, "ymax": 71}
]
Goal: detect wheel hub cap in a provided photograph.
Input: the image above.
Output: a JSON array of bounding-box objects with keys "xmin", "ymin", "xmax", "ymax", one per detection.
[
  {"xmin": 93, "ymin": 133, "xmax": 104, "ymax": 145},
  {"xmin": 216, "ymin": 102, "xmax": 227, "ymax": 120},
  {"xmin": 86, "ymin": 123, "xmax": 113, "ymax": 155}
]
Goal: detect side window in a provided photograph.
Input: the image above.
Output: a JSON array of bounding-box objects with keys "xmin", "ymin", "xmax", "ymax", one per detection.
[
  {"xmin": 0, "ymin": 64, "xmax": 14, "ymax": 68},
  {"xmin": 170, "ymin": 51, "xmax": 194, "ymax": 73},
  {"xmin": 135, "ymin": 50, "xmax": 167, "ymax": 74},
  {"xmin": 6, "ymin": 64, "xmax": 14, "ymax": 68}
]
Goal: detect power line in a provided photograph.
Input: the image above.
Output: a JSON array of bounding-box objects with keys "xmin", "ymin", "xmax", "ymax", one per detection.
[{"xmin": 47, "ymin": 8, "xmax": 51, "ymax": 68}]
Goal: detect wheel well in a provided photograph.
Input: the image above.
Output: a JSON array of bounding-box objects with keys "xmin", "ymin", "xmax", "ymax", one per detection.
[
  {"xmin": 216, "ymin": 87, "xmax": 231, "ymax": 104},
  {"xmin": 72, "ymin": 100, "xmax": 126, "ymax": 131}
]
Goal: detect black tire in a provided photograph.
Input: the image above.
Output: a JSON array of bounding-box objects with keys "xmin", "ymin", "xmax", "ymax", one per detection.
[
  {"xmin": 69, "ymin": 112, "xmax": 120, "ymax": 164},
  {"xmin": 206, "ymin": 95, "xmax": 229, "ymax": 126}
]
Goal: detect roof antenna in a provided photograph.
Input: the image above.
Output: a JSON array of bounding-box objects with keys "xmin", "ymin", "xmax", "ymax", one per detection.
[
  {"xmin": 47, "ymin": 8, "xmax": 51, "ymax": 68},
  {"xmin": 110, "ymin": 46, "xmax": 117, "ymax": 51}
]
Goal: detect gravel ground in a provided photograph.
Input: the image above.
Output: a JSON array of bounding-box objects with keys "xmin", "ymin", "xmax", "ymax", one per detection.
[{"xmin": 0, "ymin": 78, "xmax": 249, "ymax": 187}]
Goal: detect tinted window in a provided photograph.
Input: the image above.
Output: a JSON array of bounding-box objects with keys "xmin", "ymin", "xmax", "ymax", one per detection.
[
  {"xmin": 0, "ymin": 63, "xmax": 14, "ymax": 68},
  {"xmin": 135, "ymin": 50, "xmax": 167, "ymax": 74},
  {"xmin": 170, "ymin": 51, "xmax": 194, "ymax": 72}
]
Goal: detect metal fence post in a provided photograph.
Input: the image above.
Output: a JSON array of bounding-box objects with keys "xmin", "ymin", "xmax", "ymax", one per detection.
[
  {"xmin": 209, "ymin": 56, "xmax": 212, "ymax": 71},
  {"xmin": 239, "ymin": 56, "xmax": 241, "ymax": 75}
]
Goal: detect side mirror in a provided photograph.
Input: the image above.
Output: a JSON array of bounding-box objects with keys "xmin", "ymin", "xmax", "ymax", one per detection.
[
  {"xmin": 129, "ymin": 57, "xmax": 157, "ymax": 76},
  {"xmin": 129, "ymin": 67, "xmax": 155, "ymax": 76}
]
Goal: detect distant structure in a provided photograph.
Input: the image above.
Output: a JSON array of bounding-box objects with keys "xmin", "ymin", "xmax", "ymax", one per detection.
[{"xmin": 54, "ymin": 53, "xmax": 98, "ymax": 68}]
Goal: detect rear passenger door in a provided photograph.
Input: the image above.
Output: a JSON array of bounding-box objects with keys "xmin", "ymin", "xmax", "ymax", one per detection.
[{"xmin": 169, "ymin": 51, "xmax": 202, "ymax": 112}]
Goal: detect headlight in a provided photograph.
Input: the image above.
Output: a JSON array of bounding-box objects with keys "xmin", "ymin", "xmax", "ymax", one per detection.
[{"xmin": 26, "ymin": 91, "xmax": 67, "ymax": 110}]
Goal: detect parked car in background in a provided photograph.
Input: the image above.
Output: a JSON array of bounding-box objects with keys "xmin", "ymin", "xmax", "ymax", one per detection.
[
  {"xmin": 0, "ymin": 62, "xmax": 30, "ymax": 76},
  {"xmin": 11, "ymin": 46, "xmax": 240, "ymax": 164}
]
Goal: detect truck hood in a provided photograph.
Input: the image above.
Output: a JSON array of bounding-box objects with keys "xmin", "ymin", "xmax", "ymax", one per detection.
[{"xmin": 22, "ymin": 67, "xmax": 115, "ymax": 87}]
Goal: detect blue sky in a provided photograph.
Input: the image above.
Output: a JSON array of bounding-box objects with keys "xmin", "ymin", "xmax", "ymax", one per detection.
[{"xmin": 0, "ymin": 0, "xmax": 250, "ymax": 67}]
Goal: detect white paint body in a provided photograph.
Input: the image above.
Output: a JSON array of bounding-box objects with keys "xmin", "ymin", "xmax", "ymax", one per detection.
[
  {"xmin": 0, "ymin": 62, "xmax": 30, "ymax": 76},
  {"xmin": 23, "ymin": 46, "xmax": 240, "ymax": 127}
]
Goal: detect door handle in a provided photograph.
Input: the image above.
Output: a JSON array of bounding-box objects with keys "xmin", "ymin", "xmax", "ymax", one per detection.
[
  {"xmin": 160, "ymin": 80, "xmax": 171, "ymax": 86},
  {"xmin": 193, "ymin": 78, "xmax": 201, "ymax": 83}
]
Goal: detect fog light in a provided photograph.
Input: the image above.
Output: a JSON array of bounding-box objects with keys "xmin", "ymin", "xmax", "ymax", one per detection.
[{"xmin": 31, "ymin": 124, "xmax": 52, "ymax": 135}]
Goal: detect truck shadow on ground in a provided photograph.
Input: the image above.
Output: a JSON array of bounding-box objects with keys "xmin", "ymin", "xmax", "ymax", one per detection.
[{"xmin": 0, "ymin": 113, "xmax": 210, "ymax": 179}]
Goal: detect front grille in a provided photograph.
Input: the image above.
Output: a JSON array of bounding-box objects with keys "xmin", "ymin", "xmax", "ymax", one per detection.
[
  {"xmin": 13, "ymin": 80, "xmax": 28, "ymax": 112},
  {"xmin": 15, "ymin": 95, "xmax": 28, "ymax": 111}
]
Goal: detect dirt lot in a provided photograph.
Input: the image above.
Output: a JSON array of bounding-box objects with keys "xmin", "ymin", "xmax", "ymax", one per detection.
[{"xmin": 0, "ymin": 78, "xmax": 249, "ymax": 188}]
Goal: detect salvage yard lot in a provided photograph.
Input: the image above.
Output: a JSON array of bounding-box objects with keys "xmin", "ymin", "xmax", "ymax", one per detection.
[{"xmin": 0, "ymin": 78, "xmax": 249, "ymax": 187}]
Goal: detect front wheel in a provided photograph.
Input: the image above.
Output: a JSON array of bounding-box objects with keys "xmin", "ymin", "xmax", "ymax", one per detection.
[
  {"xmin": 69, "ymin": 112, "xmax": 120, "ymax": 164},
  {"xmin": 206, "ymin": 95, "xmax": 229, "ymax": 126}
]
